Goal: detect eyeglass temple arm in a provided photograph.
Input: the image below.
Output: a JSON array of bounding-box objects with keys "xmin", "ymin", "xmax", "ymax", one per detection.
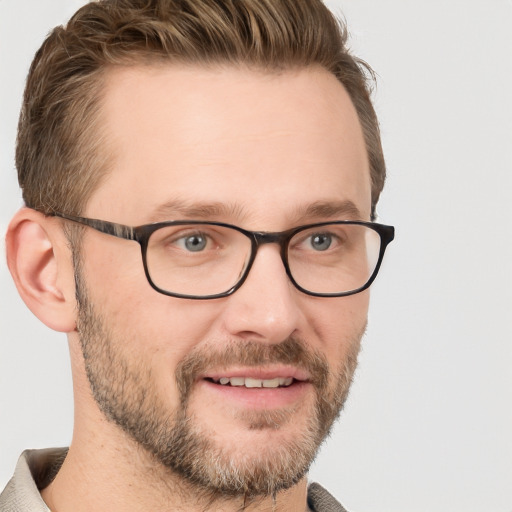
[{"xmin": 51, "ymin": 212, "xmax": 137, "ymax": 241}]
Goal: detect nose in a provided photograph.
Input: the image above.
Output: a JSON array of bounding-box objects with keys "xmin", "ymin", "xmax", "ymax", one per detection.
[{"xmin": 220, "ymin": 244, "xmax": 302, "ymax": 343}]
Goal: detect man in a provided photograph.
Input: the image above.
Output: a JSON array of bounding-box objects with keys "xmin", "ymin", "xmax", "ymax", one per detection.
[{"xmin": 1, "ymin": 0, "xmax": 394, "ymax": 510}]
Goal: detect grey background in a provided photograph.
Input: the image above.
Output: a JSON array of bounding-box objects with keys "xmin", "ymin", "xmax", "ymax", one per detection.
[{"xmin": 1, "ymin": 1, "xmax": 511, "ymax": 510}]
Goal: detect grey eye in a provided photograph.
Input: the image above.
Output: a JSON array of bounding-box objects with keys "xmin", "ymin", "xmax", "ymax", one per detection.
[
  {"xmin": 310, "ymin": 233, "xmax": 332, "ymax": 251},
  {"xmin": 184, "ymin": 234, "xmax": 207, "ymax": 252}
]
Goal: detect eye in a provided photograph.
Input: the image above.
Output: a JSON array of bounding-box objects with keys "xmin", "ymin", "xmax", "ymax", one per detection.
[
  {"xmin": 178, "ymin": 233, "xmax": 208, "ymax": 252},
  {"xmin": 309, "ymin": 232, "xmax": 333, "ymax": 251}
]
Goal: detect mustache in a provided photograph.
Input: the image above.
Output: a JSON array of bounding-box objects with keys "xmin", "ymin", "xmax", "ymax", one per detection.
[{"xmin": 175, "ymin": 337, "xmax": 330, "ymax": 403}]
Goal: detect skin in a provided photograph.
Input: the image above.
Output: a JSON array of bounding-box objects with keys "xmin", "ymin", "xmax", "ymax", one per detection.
[{"xmin": 7, "ymin": 64, "xmax": 371, "ymax": 511}]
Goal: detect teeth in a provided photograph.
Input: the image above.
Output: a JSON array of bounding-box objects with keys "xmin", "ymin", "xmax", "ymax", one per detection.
[
  {"xmin": 245, "ymin": 378, "xmax": 262, "ymax": 388},
  {"xmin": 216, "ymin": 377, "xmax": 294, "ymax": 388},
  {"xmin": 262, "ymin": 378, "xmax": 280, "ymax": 388}
]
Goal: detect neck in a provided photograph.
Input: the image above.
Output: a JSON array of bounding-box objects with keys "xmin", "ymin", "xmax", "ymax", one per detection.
[
  {"xmin": 41, "ymin": 422, "xmax": 310, "ymax": 512},
  {"xmin": 48, "ymin": 339, "xmax": 312, "ymax": 511}
]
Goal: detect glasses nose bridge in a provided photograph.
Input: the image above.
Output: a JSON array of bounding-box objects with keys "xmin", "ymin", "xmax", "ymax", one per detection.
[
  {"xmin": 251, "ymin": 230, "xmax": 290, "ymax": 256},
  {"xmin": 243, "ymin": 230, "xmax": 292, "ymax": 289}
]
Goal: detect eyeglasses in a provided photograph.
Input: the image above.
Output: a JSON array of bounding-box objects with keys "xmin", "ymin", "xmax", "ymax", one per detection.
[{"xmin": 52, "ymin": 212, "xmax": 394, "ymax": 300}]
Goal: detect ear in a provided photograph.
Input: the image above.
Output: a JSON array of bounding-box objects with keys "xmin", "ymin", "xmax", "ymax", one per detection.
[{"xmin": 6, "ymin": 208, "xmax": 77, "ymax": 333}]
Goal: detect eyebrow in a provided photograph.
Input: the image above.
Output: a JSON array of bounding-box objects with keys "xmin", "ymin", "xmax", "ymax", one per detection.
[
  {"xmin": 146, "ymin": 198, "xmax": 364, "ymax": 225},
  {"xmin": 292, "ymin": 200, "xmax": 365, "ymax": 222},
  {"xmin": 147, "ymin": 200, "xmax": 249, "ymax": 223}
]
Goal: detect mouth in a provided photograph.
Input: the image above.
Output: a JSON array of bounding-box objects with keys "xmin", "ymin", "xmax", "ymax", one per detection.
[
  {"xmin": 202, "ymin": 366, "xmax": 309, "ymax": 388},
  {"xmin": 198, "ymin": 367, "xmax": 311, "ymax": 410},
  {"xmin": 205, "ymin": 376, "xmax": 295, "ymax": 388}
]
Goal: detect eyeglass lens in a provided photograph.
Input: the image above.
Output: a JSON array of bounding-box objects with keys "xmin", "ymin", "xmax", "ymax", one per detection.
[{"xmin": 145, "ymin": 223, "xmax": 382, "ymax": 297}]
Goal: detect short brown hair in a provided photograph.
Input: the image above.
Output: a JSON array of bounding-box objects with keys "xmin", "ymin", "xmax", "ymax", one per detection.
[{"xmin": 17, "ymin": 0, "xmax": 386, "ymax": 219}]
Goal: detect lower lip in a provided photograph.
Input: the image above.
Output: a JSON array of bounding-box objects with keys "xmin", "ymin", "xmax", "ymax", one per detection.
[{"xmin": 198, "ymin": 379, "xmax": 312, "ymax": 409}]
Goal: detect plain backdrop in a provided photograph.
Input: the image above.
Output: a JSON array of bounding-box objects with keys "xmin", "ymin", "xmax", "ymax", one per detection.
[{"xmin": 1, "ymin": 1, "xmax": 511, "ymax": 511}]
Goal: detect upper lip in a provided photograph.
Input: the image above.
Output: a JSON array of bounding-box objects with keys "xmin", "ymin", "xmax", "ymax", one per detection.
[{"xmin": 202, "ymin": 366, "xmax": 310, "ymax": 382}]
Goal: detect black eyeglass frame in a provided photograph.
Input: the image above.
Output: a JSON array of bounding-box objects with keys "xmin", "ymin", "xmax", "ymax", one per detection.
[{"xmin": 51, "ymin": 211, "xmax": 395, "ymax": 300}]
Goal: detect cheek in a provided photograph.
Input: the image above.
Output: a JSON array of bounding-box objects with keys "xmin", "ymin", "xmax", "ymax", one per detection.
[
  {"xmin": 83, "ymin": 242, "xmax": 224, "ymax": 359},
  {"xmin": 305, "ymin": 291, "xmax": 369, "ymax": 360}
]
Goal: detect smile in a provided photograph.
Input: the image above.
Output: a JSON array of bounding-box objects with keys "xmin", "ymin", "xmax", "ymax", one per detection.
[
  {"xmin": 208, "ymin": 377, "xmax": 295, "ymax": 388},
  {"xmin": 198, "ymin": 368, "xmax": 312, "ymax": 410}
]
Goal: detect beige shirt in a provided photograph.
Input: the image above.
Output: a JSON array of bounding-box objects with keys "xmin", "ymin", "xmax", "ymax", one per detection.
[{"xmin": 0, "ymin": 449, "xmax": 346, "ymax": 512}]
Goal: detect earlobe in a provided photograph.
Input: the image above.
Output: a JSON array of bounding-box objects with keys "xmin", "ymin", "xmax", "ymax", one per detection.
[{"xmin": 6, "ymin": 208, "xmax": 77, "ymax": 333}]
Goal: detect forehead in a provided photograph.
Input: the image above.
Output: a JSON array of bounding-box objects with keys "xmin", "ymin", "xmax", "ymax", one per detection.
[{"xmin": 88, "ymin": 64, "xmax": 371, "ymax": 226}]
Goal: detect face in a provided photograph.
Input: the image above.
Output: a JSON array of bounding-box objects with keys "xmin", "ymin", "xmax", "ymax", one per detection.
[{"xmin": 74, "ymin": 64, "xmax": 371, "ymax": 497}]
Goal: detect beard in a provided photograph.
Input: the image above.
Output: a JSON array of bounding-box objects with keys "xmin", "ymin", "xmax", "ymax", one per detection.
[{"xmin": 74, "ymin": 260, "xmax": 362, "ymax": 500}]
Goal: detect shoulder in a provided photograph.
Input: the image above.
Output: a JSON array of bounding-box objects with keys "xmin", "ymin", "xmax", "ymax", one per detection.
[
  {"xmin": 308, "ymin": 482, "xmax": 349, "ymax": 512},
  {"xmin": 0, "ymin": 448, "xmax": 67, "ymax": 512}
]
